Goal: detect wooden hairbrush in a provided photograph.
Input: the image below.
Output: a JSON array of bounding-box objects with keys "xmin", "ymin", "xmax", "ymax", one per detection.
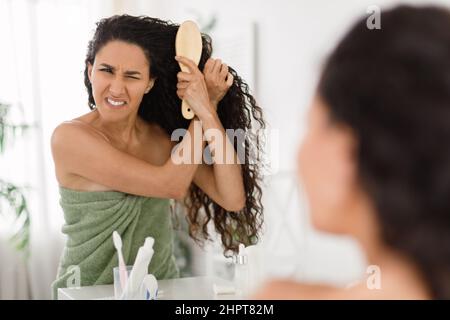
[{"xmin": 175, "ymin": 20, "xmax": 203, "ymax": 119}]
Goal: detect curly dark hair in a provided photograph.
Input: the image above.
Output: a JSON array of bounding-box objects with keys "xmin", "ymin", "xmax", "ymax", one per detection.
[
  {"xmin": 83, "ymin": 15, "xmax": 265, "ymax": 255},
  {"xmin": 318, "ymin": 5, "xmax": 450, "ymax": 298}
]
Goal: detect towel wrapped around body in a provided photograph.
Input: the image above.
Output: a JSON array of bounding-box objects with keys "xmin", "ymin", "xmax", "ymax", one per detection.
[{"xmin": 51, "ymin": 187, "xmax": 179, "ymax": 299}]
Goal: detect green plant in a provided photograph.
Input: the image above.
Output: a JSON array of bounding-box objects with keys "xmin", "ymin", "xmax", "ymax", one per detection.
[{"xmin": 0, "ymin": 101, "xmax": 32, "ymax": 253}]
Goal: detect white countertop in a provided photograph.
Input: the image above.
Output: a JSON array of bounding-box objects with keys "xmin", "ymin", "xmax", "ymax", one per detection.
[{"xmin": 58, "ymin": 276, "xmax": 239, "ymax": 300}]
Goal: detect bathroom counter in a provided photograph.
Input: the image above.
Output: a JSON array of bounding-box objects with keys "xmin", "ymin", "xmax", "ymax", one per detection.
[{"xmin": 57, "ymin": 276, "xmax": 238, "ymax": 300}]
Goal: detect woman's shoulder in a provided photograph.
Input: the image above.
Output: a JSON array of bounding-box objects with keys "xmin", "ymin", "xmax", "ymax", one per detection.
[
  {"xmin": 251, "ymin": 277, "xmax": 430, "ymax": 300},
  {"xmin": 251, "ymin": 279, "xmax": 343, "ymax": 300},
  {"xmin": 50, "ymin": 117, "xmax": 111, "ymax": 178},
  {"xmin": 52, "ymin": 113, "xmax": 110, "ymax": 145}
]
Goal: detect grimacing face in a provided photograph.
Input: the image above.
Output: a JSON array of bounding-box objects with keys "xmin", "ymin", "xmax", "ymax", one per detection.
[
  {"xmin": 297, "ymin": 96, "xmax": 360, "ymax": 234},
  {"xmin": 87, "ymin": 40, "xmax": 155, "ymax": 120}
]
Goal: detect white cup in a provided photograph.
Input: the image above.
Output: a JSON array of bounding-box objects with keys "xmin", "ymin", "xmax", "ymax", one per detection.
[{"xmin": 113, "ymin": 266, "xmax": 133, "ymax": 300}]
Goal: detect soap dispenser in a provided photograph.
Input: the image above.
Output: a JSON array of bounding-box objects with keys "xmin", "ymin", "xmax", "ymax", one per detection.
[{"xmin": 233, "ymin": 243, "xmax": 249, "ymax": 297}]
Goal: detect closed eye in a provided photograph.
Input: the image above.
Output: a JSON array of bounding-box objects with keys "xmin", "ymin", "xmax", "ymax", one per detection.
[{"xmin": 99, "ymin": 68, "xmax": 139, "ymax": 79}]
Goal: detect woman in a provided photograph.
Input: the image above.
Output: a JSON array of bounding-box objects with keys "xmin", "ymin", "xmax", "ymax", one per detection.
[
  {"xmin": 50, "ymin": 15, "xmax": 264, "ymax": 298},
  {"xmin": 254, "ymin": 5, "xmax": 450, "ymax": 299}
]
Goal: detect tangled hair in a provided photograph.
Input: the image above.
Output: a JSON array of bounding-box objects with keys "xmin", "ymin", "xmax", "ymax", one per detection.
[
  {"xmin": 84, "ymin": 15, "xmax": 265, "ymax": 255},
  {"xmin": 318, "ymin": 5, "xmax": 450, "ymax": 298}
]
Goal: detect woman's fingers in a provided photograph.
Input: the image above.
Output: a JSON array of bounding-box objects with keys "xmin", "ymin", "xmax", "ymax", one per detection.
[
  {"xmin": 202, "ymin": 57, "xmax": 233, "ymax": 105},
  {"xmin": 204, "ymin": 58, "xmax": 229, "ymax": 83},
  {"xmin": 178, "ymin": 55, "xmax": 232, "ymax": 109},
  {"xmin": 175, "ymin": 58, "xmax": 211, "ymax": 113},
  {"xmin": 176, "ymin": 89, "xmax": 185, "ymax": 98},
  {"xmin": 226, "ymin": 72, "xmax": 234, "ymax": 87},
  {"xmin": 175, "ymin": 56, "xmax": 201, "ymax": 74},
  {"xmin": 177, "ymin": 81, "xmax": 189, "ymax": 89},
  {"xmin": 204, "ymin": 58, "xmax": 215, "ymax": 74},
  {"xmin": 211, "ymin": 59, "xmax": 222, "ymax": 75},
  {"xmin": 177, "ymin": 71, "xmax": 194, "ymax": 81},
  {"xmin": 219, "ymin": 63, "xmax": 229, "ymax": 80}
]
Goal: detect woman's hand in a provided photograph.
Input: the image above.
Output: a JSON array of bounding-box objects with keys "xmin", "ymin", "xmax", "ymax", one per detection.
[
  {"xmin": 176, "ymin": 56, "xmax": 216, "ymax": 120},
  {"xmin": 203, "ymin": 58, "xmax": 234, "ymax": 107}
]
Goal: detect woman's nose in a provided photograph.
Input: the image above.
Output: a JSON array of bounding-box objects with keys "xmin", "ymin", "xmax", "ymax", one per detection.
[{"xmin": 108, "ymin": 77, "xmax": 126, "ymax": 96}]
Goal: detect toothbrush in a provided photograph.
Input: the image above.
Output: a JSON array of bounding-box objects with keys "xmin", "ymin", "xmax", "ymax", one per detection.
[
  {"xmin": 142, "ymin": 274, "xmax": 158, "ymax": 300},
  {"xmin": 112, "ymin": 231, "xmax": 128, "ymax": 291},
  {"xmin": 121, "ymin": 237, "xmax": 154, "ymax": 299}
]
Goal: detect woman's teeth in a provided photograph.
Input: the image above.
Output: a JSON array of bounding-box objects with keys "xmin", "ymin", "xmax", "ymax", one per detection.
[{"xmin": 107, "ymin": 98, "xmax": 126, "ymax": 106}]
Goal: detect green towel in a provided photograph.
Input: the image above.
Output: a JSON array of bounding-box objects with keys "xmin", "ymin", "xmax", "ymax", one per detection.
[{"xmin": 51, "ymin": 187, "xmax": 179, "ymax": 299}]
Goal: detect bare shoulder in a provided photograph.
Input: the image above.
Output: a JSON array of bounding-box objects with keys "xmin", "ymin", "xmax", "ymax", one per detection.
[
  {"xmin": 52, "ymin": 121, "xmax": 84, "ymax": 149},
  {"xmin": 251, "ymin": 277, "xmax": 430, "ymax": 300},
  {"xmin": 251, "ymin": 279, "xmax": 340, "ymax": 300},
  {"xmin": 50, "ymin": 119, "xmax": 111, "ymax": 188},
  {"xmin": 50, "ymin": 120, "xmax": 110, "ymax": 178},
  {"xmin": 51, "ymin": 119, "xmax": 106, "ymax": 151},
  {"xmin": 56, "ymin": 107, "xmax": 113, "ymax": 138}
]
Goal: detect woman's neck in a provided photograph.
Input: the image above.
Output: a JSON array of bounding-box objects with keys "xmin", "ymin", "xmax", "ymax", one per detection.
[
  {"xmin": 91, "ymin": 109, "xmax": 144, "ymax": 145},
  {"xmin": 348, "ymin": 193, "xmax": 431, "ymax": 298}
]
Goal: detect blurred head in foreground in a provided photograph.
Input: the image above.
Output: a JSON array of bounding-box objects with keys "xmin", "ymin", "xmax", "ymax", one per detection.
[{"xmin": 299, "ymin": 5, "xmax": 450, "ymax": 298}]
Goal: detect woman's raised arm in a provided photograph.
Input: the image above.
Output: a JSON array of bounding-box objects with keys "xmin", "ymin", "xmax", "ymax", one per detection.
[{"xmin": 51, "ymin": 118, "xmax": 204, "ymax": 199}]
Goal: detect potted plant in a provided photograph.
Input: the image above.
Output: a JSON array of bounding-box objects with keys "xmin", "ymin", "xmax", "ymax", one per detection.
[{"xmin": 0, "ymin": 101, "xmax": 32, "ymax": 253}]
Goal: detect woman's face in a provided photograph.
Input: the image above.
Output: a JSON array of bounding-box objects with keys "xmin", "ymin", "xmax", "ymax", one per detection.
[
  {"xmin": 87, "ymin": 40, "xmax": 154, "ymax": 121},
  {"xmin": 297, "ymin": 95, "xmax": 359, "ymax": 234}
]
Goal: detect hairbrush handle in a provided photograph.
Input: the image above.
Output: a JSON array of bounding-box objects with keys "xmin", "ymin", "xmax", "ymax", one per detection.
[
  {"xmin": 181, "ymin": 98, "xmax": 195, "ymax": 119},
  {"xmin": 175, "ymin": 20, "xmax": 202, "ymax": 120}
]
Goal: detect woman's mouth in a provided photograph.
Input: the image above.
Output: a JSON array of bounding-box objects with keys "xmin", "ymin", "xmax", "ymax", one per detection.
[{"xmin": 105, "ymin": 97, "xmax": 127, "ymax": 108}]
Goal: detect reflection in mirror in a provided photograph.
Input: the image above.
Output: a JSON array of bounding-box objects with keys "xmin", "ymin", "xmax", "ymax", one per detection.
[{"xmin": 49, "ymin": 14, "xmax": 265, "ymax": 299}]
